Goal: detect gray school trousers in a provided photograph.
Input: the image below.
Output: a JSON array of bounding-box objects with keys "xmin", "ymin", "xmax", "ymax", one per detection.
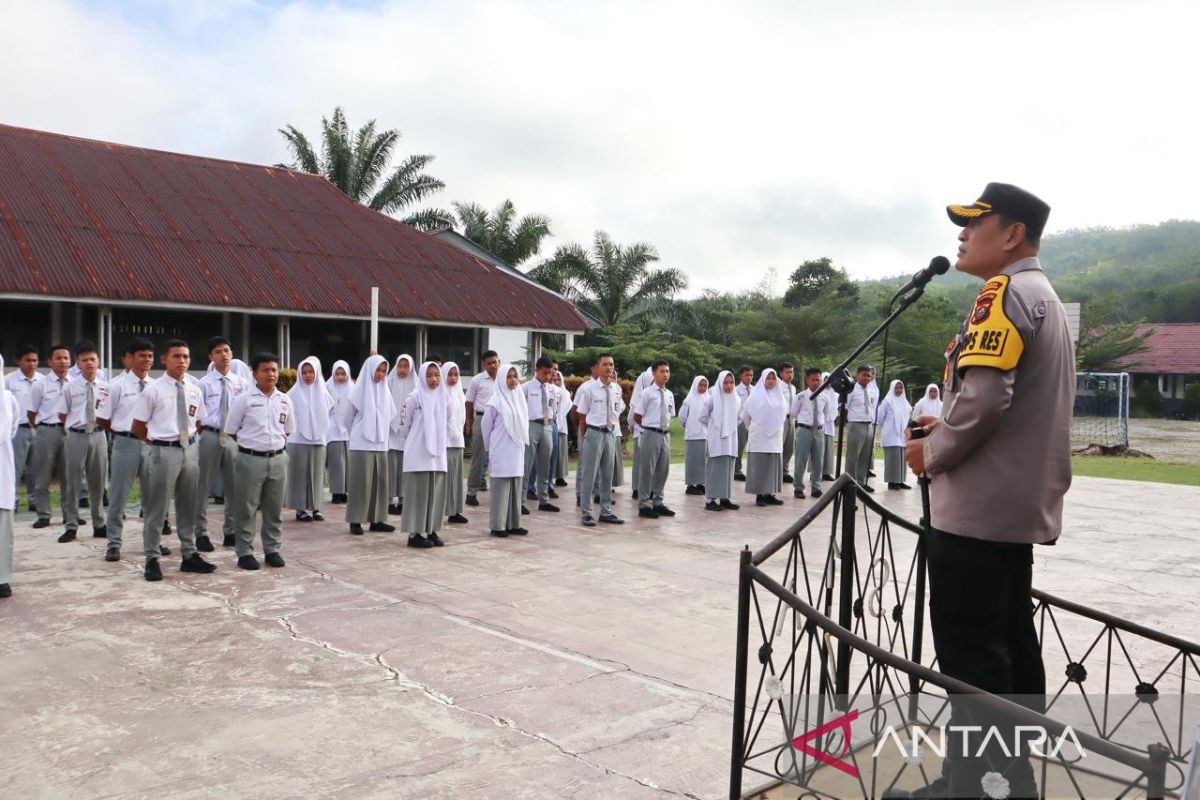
[
  {"xmin": 196, "ymin": 429, "xmax": 238, "ymax": 540},
  {"xmin": 466, "ymin": 413, "xmax": 487, "ymax": 497},
  {"xmin": 31, "ymin": 424, "xmax": 66, "ymax": 522},
  {"xmin": 845, "ymin": 421, "xmax": 873, "ymax": 485},
  {"xmin": 524, "ymin": 420, "xmax": 553, "ymax": 502},
  {"xmin": 577, "ymin": 427, "xmax": 615, "ymax": 519},
  {"xmin": 637, "ymin": 428, "xmax": 670, "ymax": 508},
  {"xmin": 142, "ymin": 441, "xmax": 200, "ymax": 560},
  {"xmin": 12, "ymin": 425, "xmax": 34, "ymax": 503},
  {"xmin": 793, "ymin": 426, "xmax": 825, "ymax": 492},
  {"xmin": 63, "ymin": 429, "xmax": 107, "ymax": 530},
  {"xmin": 781, "ymin": 415, "xmax": 795, "ymax": 476},
  {"xmin": 106, "ymin": 433, "xmax": 148, "ymax": 548},
  {"xmin": 231, "ymin": 448, "xmax": 288, "ymax": 557}
]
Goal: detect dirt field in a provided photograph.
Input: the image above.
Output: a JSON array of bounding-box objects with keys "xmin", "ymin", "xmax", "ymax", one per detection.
[{"xmin": 1128, "ymin": 417, "xmax": 1200, "ymax": 462}]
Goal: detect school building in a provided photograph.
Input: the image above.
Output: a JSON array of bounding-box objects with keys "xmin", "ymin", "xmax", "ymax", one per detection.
[{"xmin": 0, "ymin": 123, "xmax": 589, "ymax": 375}]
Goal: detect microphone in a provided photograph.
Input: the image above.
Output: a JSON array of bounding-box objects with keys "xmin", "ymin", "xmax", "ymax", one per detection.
[{"xmin": 890, "ymin": 255, "xmax": 951, "ymax": 306}]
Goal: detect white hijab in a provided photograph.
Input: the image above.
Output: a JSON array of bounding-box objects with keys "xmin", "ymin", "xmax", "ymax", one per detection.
[
  {"xmin": 912, "ymin": 383, "xmax": 943, "ymax": 419},
  {"xmin": 326, "ymin": 359, "xmax": 354, "ymax": 401},
  {"xmin": 744, "ymin": 368, "xmax": 786, "ymax": 431},
  {"xmin": 387, "ymin": 354, "xmax": 416, "ymax": 428},
  {"xmin": 0, "ymin": 354, "xmax": 10, "ymax": 431},
  {"xmin": 630, "ymin": 367, "xmax": 654, "ymax": 432},
  {"xmin": 681, "ymin": 375, "xmax": 709, "ymax": 416},
  {"xmin": 441, "ymin": 361, "xmax": 466, "ymax": 439},
  {"xmin": 878, "ymin": 379, "xmax": 913, "ymax": 439},
  {"xmin": 288, "ymin": 356, "xmax": 333, "ymax": 440},
  {"xmin": 710, "ymin": 370, "xmax": 740, "ymax": 439},
  {"xmin": 487, "ymin": 364, "xmax": 529, "ymax": 446},
  {"xmin": 349, "ymin": 354, "xmax": 394, "ymax": 443},
  {"xmin": 408, "ymin": 361, "xmax": 448, "ymax": 457}
]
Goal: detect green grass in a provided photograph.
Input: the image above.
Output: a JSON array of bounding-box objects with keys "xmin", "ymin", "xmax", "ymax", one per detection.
[{"xmin": 1070, "ymin": 457, "xmax": 1200, "ymax": 486}]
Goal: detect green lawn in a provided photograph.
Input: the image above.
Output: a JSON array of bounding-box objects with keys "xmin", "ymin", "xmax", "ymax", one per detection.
[{"xmin": 1069, "ymin": 457, "xmax": 1199, "ymax": 486}]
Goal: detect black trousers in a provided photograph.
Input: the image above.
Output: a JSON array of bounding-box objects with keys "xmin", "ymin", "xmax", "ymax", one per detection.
[{"xmin": 926, "ymin": 528, "xmax": 1045, "ymax": 798}]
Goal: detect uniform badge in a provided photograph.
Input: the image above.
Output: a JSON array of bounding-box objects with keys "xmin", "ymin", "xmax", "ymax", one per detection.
[
  {"xmin": 279, "ymin": 413, "xmax": 288, "ymax": 424},
  {"xmin": 956, "ymin": 275, "xmax": 1024, "ymax": 373},
  {"xmin": 188, "ymin": 404, "xmax": 198, "ymax": 416}
]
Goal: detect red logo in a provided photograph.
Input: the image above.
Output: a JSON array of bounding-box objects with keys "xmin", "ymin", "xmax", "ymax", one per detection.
[{"xmin": 791, "ymin": 709, "xmax": 860, "ymax": 778}]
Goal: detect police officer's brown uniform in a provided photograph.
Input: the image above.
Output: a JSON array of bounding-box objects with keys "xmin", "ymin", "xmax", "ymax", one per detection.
[{"xmin": 894, "ymin": 184, "xmax": 1074, "ymax": 799}]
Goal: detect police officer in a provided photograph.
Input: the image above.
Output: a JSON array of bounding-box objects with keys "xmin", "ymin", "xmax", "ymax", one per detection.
[{"xmin": 895, "ymin": 183, "xmax": 1073, "ymax": 799}]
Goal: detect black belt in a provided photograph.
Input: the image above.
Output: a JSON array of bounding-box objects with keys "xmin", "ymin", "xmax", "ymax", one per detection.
[
  {"xmin": 150, "ymin": 437, "xmax": 196, "ymax": 447},
  {"xmin": 641, "ymin": 427, "xmax": 667, "ymax": 435},
  {"xmin": 531, "ymin": 419, "xmax": 552, "ymax": 425},
  {"xmin": 238, "ymin": 446, "xmax": 286, "ymax": 458},
  {"xmin": 67, "ymin": 426, "xmax": 98, "ymax": 434},
  {"xmin": 201, "ymin": 425, "xmax": 222, "ymax": 433},
  {"xmin": 587, "ymin": 424, "xmax": 614, "ymax": 433},
  {"xmin": 37, "ymin": 422, "xmax": 62, "ymax": 428},
  {"xmin": 795, "ymin": 422, "xmax": 820, "ymax": 429},
  {"xmin": 18, "ymin": 423, "xmax": 30, "ymax": 428},
  {"xmin": 474, "ymin": 412, "xmax": 484, "ymax": 416},
  {"xmin": 113, "ymin": 430, "xmax": 138, "ymax": 439},
  {"xmin": 848, "ymin": 420, "xmax": 870, "ymax": 425}
]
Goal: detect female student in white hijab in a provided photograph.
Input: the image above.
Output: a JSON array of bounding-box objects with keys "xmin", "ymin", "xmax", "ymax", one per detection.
[
  {"xmin": 678, "ymin": 375, "xmax": 710, "ymax": 495},
  {"xmin": 698, "ymin": 370, "xmax": 740, "ymax": 512},
  {"xmin": 401, "ymin": 361, "xmax": 449, "ymax": 549},
  {"xmin": 741, "ymin": 368, "xmax": 787, "ymax": 506},
  {"xmin": 911, "ymin": 383, "xmax": 943, "ymax": 420},
  {"xmin": 628, "ymin": 367, "xmax": 654, "ymax": 500},
  {"xmin": 286, "ymin": 356, "xmax": 334, "ymax": 521},
  {"xmin": 325, "ymin": 360, "xmax": 353, "ymax": 504},
  {"xmin": 482, "ymin": 364, "xmax": 530, "ymax": 537},
  {"xmin": 386, "ymin": 354, "xmax": 416, "ymax": 515},
  {"xmin": 875, "ymin": 379, "xmax": 913, "ymax": 490},
  {"xmin": 442, "ymin": 362, "xmax": 469, "ymax": 525},
  {"xmin": 0, "ymin": 355, "xmax": 20, "ymax": 598},
  {"xmin": 343, "ymin": 355, "xmax": 395, "ymax": 535},
  {"xmin": 609, "ymin": 360, "xmax": 625, "ymax": 490},
  {"xmin": 551, "ymin": 371, "xmax": 571, "ymax": 487}
]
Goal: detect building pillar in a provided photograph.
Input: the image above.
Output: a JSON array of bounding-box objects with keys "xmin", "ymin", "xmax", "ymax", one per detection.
[
  {"xmin": 241, "ymin": 313, "xmax": 251, "ymax": 358},
  {"xmin": 416, "ymin": 325, "xmax": 428, "ymax": 363},
  {"xmin": 277, "ymin": 316, "xmax": 291, "ymax": 367},
  {"xmin": 97, "ymin": 305, "xmax": 114, "ymax": 376},
  {"xmin": 564, "ymin": 333, "xmax": 575, "ymax": 352},
  {"xmin": 531, "ymin": 331, "xmax": 543, "ymax": 364}
]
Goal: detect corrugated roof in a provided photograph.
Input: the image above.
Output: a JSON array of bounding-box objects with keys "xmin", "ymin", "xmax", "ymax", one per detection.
[
  {"xmin": 0, "ymin": 124, "xmax": 589, "ymax": 332},
  {"xmin": 1115, "ymin": 323, "xmax": 1200, "ymax": 374}
]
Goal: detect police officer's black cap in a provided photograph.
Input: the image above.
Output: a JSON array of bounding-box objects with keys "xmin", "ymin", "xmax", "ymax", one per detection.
[{"xmin": 947, "ymin": 182, "xmax": 1051, "ymax": 240}]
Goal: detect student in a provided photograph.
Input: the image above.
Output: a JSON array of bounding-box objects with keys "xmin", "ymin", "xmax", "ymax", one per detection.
[
  {"xmin": 699, "ymin": 370, "xmax": 740, "ymax": 512},
  {"xmin": 224, "ymin": 353, "xmax": 295, "ymax": 569},
  {"xmin": 912, "ymin": 383, "xmax": 943, "ymax": 419},
  {"xmin": 386, "ymin": 354, "xmax": 416, "ymax": 515},
  {"xmin": 464, "ymin": 350, "xmax": 500, "ymax": 506},
  {"xmin": 5, "ymin": 345, "xmax": 40, "ymax": 508},
  {"xmin": 876, "ymin": 379, "xmax": 912, "ymax": 490},
  {"xmin": 573, "ymin": 352, "xmax": 625, "ymax": 527},
  {"xmin": 678, "ymin": 375, "xmax": 709, "ymax": 495},
  {"xmin": 741, "ymin": 368, "xmax": 786, "ymax": 506},
  {"xmin": 325, "ymin": 360, "xmax": 354, "ymax": 504},
  {"xmin": 286, "ymin": 356, "xmax": 333, "ymax": 521},
  {"xmin": 628, "ymin": 367, "xmax": 653, "ymax": 499},
  {"xmin": 733, "ymin": 366, "xmax": 753, "ymax": 480},
  {"xmin": 401, "ymin": 361, "xmax": 449, "ymax": 549},
  {"xmin": 778, "ymin": 363, "xmax": 797, "ymax": 485},
  {"xmin": 572, "ymin": 360, "xmax": 599, "ymax": 508},
  {"xmin": 551, "ymin": 369, "xmax": 570, "ymax": 488},
  {"xmin": 631, "ymin": 359, "xmax": 675, "ymax": 519},
  {"xmin": 132, "ymin": 339, "xmax": 216, "ymax": 581},
  {"xmin": 866, "ymin": 365, "xmax": 881, "ymax": 480},
  {"xmin": 28, "ymin": 344, "xmax": 72, "ymax": 529},
  {"xmin": 97, "ymin": 338, "xmax": 158, "ymax": 562},
  {"xmin": 196, "ymin": 337, "xmax": 246, "ymax": 551},
  {"xmin": 55, "ymin": 341, "xmax": 110, "ymax": 543},
  {"xmin": 482, "ymin": 364, "xmax": 529, "ymax": 537},
  {"xmin": 820, "ymin": 371, "xmax": 837, "ymax": 481},
  {"xmin": 442, "ymin": 361, "xmax": 469, "ymax": 525},
  {"xmin": 522, "ymin": 356, "xmax": 559, "ymax": 512},
  {"xmin": 0, "ymin": 355, "xmax": 20, "ymax": 598},
  {"xmin": 844, "ymin": 365, "xmax": 876, "ymax": 491},
  {"xmin": 791, "ymin": 368, "xmax": 828, "ymax": 499},
  {"xmin": 344, "ymin": 355, "xmax": 395, "ymax": 535}
]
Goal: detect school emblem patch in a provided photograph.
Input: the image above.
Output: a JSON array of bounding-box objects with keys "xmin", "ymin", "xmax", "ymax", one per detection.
[{"xmin": 956, "ymin": 275, "xmax": 1024, "ymax": 372}]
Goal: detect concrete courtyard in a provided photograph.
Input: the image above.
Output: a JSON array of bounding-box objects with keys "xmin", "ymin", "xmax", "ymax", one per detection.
[{"xmin": 2, "ymin": 460, "xmax": 1197, "ymax": 799}]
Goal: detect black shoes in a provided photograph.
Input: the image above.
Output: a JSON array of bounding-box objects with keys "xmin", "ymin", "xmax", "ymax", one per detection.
[
  {"xmin": 581, "ymin": 516, "xmax": 596, "ymax": 527},
  {"xmin": 526, "ymin": 490, "xmax": 538, "ymax": 501},
  {"xmin": 811, "ymin": 488, "xmax": 823, "ymax": 498},
  {"xmin": 223, "ymin": 534, "xmax": 236, "ymax": 547},
  {"xmin": 213, "ymin": 495, "xmax": 224, "ymax": 505},
  {"xmin": 491, "ymin": 529, "xmax": 510, "ymax": 537},
  {"xmin": 0, "ymin": 583, "xmax": 10, "ymax": 598},
  {"xmin": 369, "ymin": 522, "xmax": 396, "ymax": 532},
  {"xmin": 238, "ymin": 554, "xmax": 261, "ymax": 570},
  {"xmin": 763, "ymin": 495, "xmax": 784, "ymax": 506},
  {"xmin": 387, "ymin": 503, "xmax": 401, "ymax": 515},
  {"xmin": 720, "ymin": 499, "xmax": 740, "ymax": 510},
  {"xmin": 350, "ymin": 523, "xmax": 364, "ymax": 535},
  {"xmin": 32, "ymin": 518, "xmax": 50, "ymax": 529},
  {"xmin": 264, "ymin": 551, "xmax": 285, "ymax": 567},
  {"xmin": 79, "ymin": 496, "xmax": 89, "ymax": 509},
  {"xmin": 822, "ymin": 474, "xmax": 836, "ymax": 481},
  {"xmin": 296, "ymin": 511, "xmax": 313, "ymax": 522},
  {"xmin": 196, "ymin": 535, "xmax": 214, "ymax": 552},
  {"xmin": 330, "ymin": 493, "xmax": 347, "ymax": 504},
  {"xmin": 863, "ymin": 485, "xmax": 875, "ymax": 493},
  {"xmin": 638, "ymin": 507, "xmax": 659, "ymax": 519},
  {"xmin": 783, "ymin": 474, "xmax": 794, "ymax": 484},
  {"xmin": 547, "ymin": 488, "xmax": 559, "ymax": 499},
  {"xmin": 554, "ymin": 478, "xmax": 568, "ymax": 487},
  {"xmin": 447, "ymin": 514, "xmax": 468, "ymax": 524},
  {"xmin": 312, "ymin": 510, "xmax": 325, "ymax": 521},
  {"xmin": 653, "ymin": 505, "xmax": 675, "ymax": 517},
  {"xmin": 756, "ymin": 496, "xmax": 767, "ymax": 507},
  {"xmin": 868, "ymin": 469, "xmax": 876, "ymax": 478},
  {"xmin": 92, "ymin": 526, "xmax": 107, "ymax": 538},
  {"xmin": 508, "ymin": 527, "xmax": 528, "ymax": 536},
  {"xmin": 538, "ymin": 502, "xmax": 560, "ymax": 512},
  {"xmin": 57, "ymin": 529, "xmax": 77, "ymax": 543},
  {"xmin": 705, "ymin": 501, "xmax": 722, "ymax": 511},
  {"xmin": 407, "ymin": 534, "xmax": 434, "ymax": 549},
  {"xmin": 159, "ymin": 545, "xmax": 171, "ymax": 556},
  {"xmin": 794, "ymin": 490, "xmax": 806, "ymax": 498},
  {"xmin": 428, "ymin": 533, "xmax": 445, "ymax": 547},
  {"xmin": 180, "ymin": 553, "xmax": 217, "ymax": 573},
  {"xmin": 465, "ymin": 496, "xmax": 479, "ymax": 507},
  {"xmin": 104, "ymin": 546, "xmax": 120, "ymax": 562},
  {"xmin": 897, "ymin": 483, "xmax": 912, "ymax": 490},
  {"xmin": 734, "ymin": 472, "xmax": 746, "ymax": 481},
  {"xmin": 685, "ymin": 485, "xmax": 705, "ymax": 495},
  {"xmin": 520, "ymin": 505, "xmax": 529, "ymax": 515},
  {"xmin": 632, "ymin": 490, "xmax": 639, "ymax": 500},
  {"xmin": 598, "ymin": 513, "xmax": 624, "ymax": 524},
  {"xmin": 144, "ymin": 558, "xmax": 163, "ymax": 581}
]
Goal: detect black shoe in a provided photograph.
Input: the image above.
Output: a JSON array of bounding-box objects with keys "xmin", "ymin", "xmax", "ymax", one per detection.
[
  {"xmin": 103, "ymin": 492, "xmax": 109, "ymax": 507},
  {"xmin": 822, "ymin": 474, "xmax": 836, "ymax": 482},
  {"xmin": 632, "ymin": 489, "xmax": 639, "ymax": 500},
  {"xmin": 581, "ymin": 516, "xmax": 596, "ymax": 527},
  {"xmin": 868, "ymin": 469, "xmax": 876, "ymax": 477},
  {"xmin": 719, "ymin": 499, "xmax": 740, "ymax": 510},
  {"xmin": 538, "ymin": 502, "xmax": 560, "ymax": 512},
  {"xmin": 598, "ymin": 513, "xmax": 624, "ymax": 524},
  {"xmin": 447, "ymin": 514, "xmax": 468, "ymax": 524},
  {"xmin": 705, "ymin": 501, "xmax": 722, "ymax": 512},
  {"xmin": 863, "ymin": 485, "xmax": 875, "ymax": 493},
  {"xmin": 407, "ymin": 534, "xmax": 434, "ymax": 549},
  {"xmin": 387, "ymin": 503, "xmax": 401, "ymax": 515},
  {"xmin": 697, "ymin": 485, "xmax": 705, "ymax": 494},
  {"xmin": 465, "ymin": 495, "xmax": 480, "ymax": 507},
  {"xmin": 33, "ymin": 518, "xmax": 50, "ymax": 529},
  {"xmin": 350, "ymin": 523, "xmax": 364, "ymax": 535},
  {"xmin": 479, "ymin": 480, "xmax": 488, "ymax": 492},
  {"xmin": 794, "ymin": 490, "xmax": 806, "ymax": 498},
  {"xmin": 811, "ymin": 488, "xmax": 823, "ymax": 498},
  {"xmin": 296, "ymin": 510, "xmax": 313, "ymax": 522},
  {"xmin": 264, "ymin": 551, "xmax": 285, "ymax": 567},
  {"xmin": 180, "ymin": 553, "xmax": 217, "ymax": 573},
  {"xmin": 213, "ymin": 495, "xmax": 224, "ymax": 505},
  {"xmin": 520, "ymin": 505, "xmax": 529, "ymax": 515},
  {"xmin": 223, "ymin": 534, "xmax": 235, "ymax": 547},
  {"xmin": 195, "ymin": 534, "xmax": 214, "ymax": 552},
  {"xmin": 756, "ymin": 496, "xmax": 767, "ymax": 507},
  {"xmin": 491, "ymin": 529, "xmax": 510, "ymax": 537},
  {"xmin": 638, "ymin": 507, "xmax": 659, "ymax": 519},
  {"xmin": 162, "ymin": 520, "xmax": 171, "ymax": 536},
  {"xmin": 734, "ymin": 473, "xmax": 746, "ymax": 481},
  {"xmin": 554, "ymin": 478, "xmax": 568, "ymax": 487},
  {"xmin": 652, "ymin": 505, "xmax": 675, "ymax": 517},
  {"xmin": 312, "ymin": 510, "xmax": 325, "ymax": 521},
  {"xmin": 369, "ymin": 522, "xmax": 396, "ymax": 533},
  {"xmin": 593, "ymin": 495, "xmax": 600, "ymax": 503},
  {"xmin": 898, "ymin": 483, "xmax": 912, "ymax": 490},
  {"xmin": 0, "ymin": 583, "xmax": 10, "ymax": 598},
  {"xmin": 685, "ymin": 485, "xmax": 704, "ymax": 495},
  {"xmin": 105, "ymin": 546, "xmax": 120, "ymax": 562},
  {"xmin": 547, "ymin": 488, "xmax": 559, "ymax": 499},
  {"xmin": 92, "ymin": 525, "xmax": 107, "ymax": 538},
  {"xmin": 79, "ymin": 496, "xmax": 89, "ymax": 509},
  {"xmin": 766, "ymin": 494, "xmax": 784, "ymax": 505},
  {"xmin": 144, "ymin": 558, "xmax": 162, "ymax": 581},
  {"xmin": 429, "ymin": 533, "xmax": 445, "ymax": 547},
  {"xmin": 526, "ymin": 490, "xmax": 537, "ymax": 500},
  {"xmin": 508, "ymin": 527, "xmax": 528, "ymax": 536},
  {"xmin": 159, "ymin": 545, "xmax": 171, "ymax": 556},
  {"xmin": 332, "ymin": 493, "xmax": 347, "ymax": 504},
  {"xmin": 237, "ymin": 555, "xmax": 261, "ymax": 570},
  {"xmin": 783, "ymin": 474, "xmax": 794, "ymax": 484},
  {"xmin": 58, "ymin": 529, "xmax": 77, "ymax": 543}
]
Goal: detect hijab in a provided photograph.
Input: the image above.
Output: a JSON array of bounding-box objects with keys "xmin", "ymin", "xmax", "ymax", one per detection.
[
  {"xmin": 487, "ymin": 364, "xmax": 529, "ymax": 446},
  {"xmin": 387, "ymin": 354, "xmax": 416, "ymax": 428},
  {"xmin": 441, "ymin": 361, "xmax": 466, "ymax": 438},
  {"xmin": 878, "ymin": 379, "xmax": 913, "ymax": 439},
  {"xmin": 912, "ymin": 383, "xmax": 943, "ymax": 419},
  {"xmin": 349, "ymin": 354, "xmax": 394, "ymax": 443},
  {"xmin": 630, "ymin": 367, "xmax": 655, "ymax": 432},
  {"xmin": 326, "ymin": 359, "xmax": 354, "ymax": 401},
  {"xmin": 744, "ymin": 368, "xmax": 787, "ymax": 432},
  {"xmin": 0, "ymin": 354, "xmax": 10, "ymax": 432},
  {"xmin": 288, "ymin": 356, "xmax": 333, "ymax": 440},
  {"xmin": 410, "ymin": 361, "xmax": 448, "ymax": 457},
  {"xmin": 710, "ymin": 370, "xmax": 740, "ymax": 439},
  {"xmin": 681, "ymin": 375, "xmax": 709, "ymax": 417}
]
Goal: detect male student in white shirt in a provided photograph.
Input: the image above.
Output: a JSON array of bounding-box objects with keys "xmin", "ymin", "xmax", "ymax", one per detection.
[
  {"xmin": 55, "ymin": 340, "xmax": 109, "ymax": 543},
  {"xmin": 733, "ymin": 365, "xmax": 753, "ymax": 481},
  {"xmin": 464, "ymin": 350, "xmax": 499, "ymax": 506},
  {"xmin": 521, "ymin": 356, "xmax": 559, "ymax": 512},
  {"xmin": 791, "ymin": 367, "xmax": 828, "ymax": 499},
  {"xmin": 196, "ymin": 336, "xmax": 246, "ymax": 551},
  {"xmin": 5, "ymin": 344, "xmax": 40, "ymax": 508},
  {"xmin": 631, "ymin": 359, "xmax": 676, "ymax": 519},
  {"xmin": 28, "ymin": 344, "xmax": 73, "ymax": 529},
  {"xmin": 573, "ymin": 352, "xmax": 626, "ymax": 527}
]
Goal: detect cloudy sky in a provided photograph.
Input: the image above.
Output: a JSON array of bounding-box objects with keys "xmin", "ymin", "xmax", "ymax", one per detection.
[{"xmin": 3, "ymin": 0, "xmax": 1198, "ymax": 293}]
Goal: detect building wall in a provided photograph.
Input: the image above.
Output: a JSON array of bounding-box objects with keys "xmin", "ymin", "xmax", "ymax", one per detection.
[{"xmin": 487, "ymin": 328, "xmax": 531, "ymax": 374}]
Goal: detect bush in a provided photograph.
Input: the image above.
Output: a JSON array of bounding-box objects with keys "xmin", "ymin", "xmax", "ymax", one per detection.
[
  {"xmin": 277, "ymin": 368, "xmax": 297, "ymax": 393},
  {"xmin": 1131, "ymin": 379, "xmax": 1163, "ymax": 417},
  {"xmin": 1183, "ymin": 382, "xmax": 1200, "ymax": 419}
]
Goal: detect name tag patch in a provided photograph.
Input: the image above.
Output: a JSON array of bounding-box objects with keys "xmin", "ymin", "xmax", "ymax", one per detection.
[{"xmin": 956, "ymin": 275, "xmax": 1024, "ymax": 372}]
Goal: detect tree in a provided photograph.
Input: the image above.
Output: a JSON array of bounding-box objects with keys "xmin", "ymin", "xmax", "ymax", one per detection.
[
  {"xmin": 783, "ymin": 258, "xmax": 859, "ymax": 307},
  {"xmin": 278, "ymin": 106, "xmax": 452, "ymax": 230},
  {"xmin": 528, "ymin": 231, "xmax": 687, "ymax": 327},
  {"xmin": 452, "ymin": 199, "xmax": 552, "ymax": 266},
  {"xmin": 1076, "ymin": 294, "xmax": 1154, "ymax": 372}
]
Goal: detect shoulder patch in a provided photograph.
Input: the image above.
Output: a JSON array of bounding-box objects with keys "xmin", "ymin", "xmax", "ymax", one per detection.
[{"xmin": 957, "ymin": 275, "xmax": 1024, "ymax": 372}]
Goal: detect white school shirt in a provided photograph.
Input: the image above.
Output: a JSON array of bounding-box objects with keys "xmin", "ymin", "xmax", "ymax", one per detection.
[
  {"xmin": 29, "ymin": 372, "xmax": 72, "ymax": 424},
  {"xmin": 735, "ymin": 383, "xmax": 752, "ymax": 423},
  {"xmin": 464, "ymin": 372, "xmax": 497, "ymax": 414},
  {"xmin": 480, "ymin": 403, "xmax": 525, "ymax": 478},
  {"xmin": 446, "ymin": 386, "xmax": 466, "ymax": 448},
  {"xmin": 522, "ymin": 378, "xmax": 556, "ymax": 422},
  {"xmin": 573, "ymin": 378, "xmax": 625, "ymax": 429},
  {"xmin": 56, "ymin": 377, "xmax": 110, "ymax": 429},
  {"xmin": 742, "ymin": 403, "xmax": 784, "ymax": 454},
  {"xmin": 133, "ymin": 374, "xmax": 204, "ymax": 442},
  {"xmin": 553, "ymin": 385, "xmax": 571, "ymax": 430},
  {"xmin": 0, "ymin": 394, "xmax": 20, "ymax": 510},
  {"xmin": 821, "ymin": 389, "xmax": 838, "ymax": 436},
  {"xmin": 780, "ymin": 382, "xmax": 796, "ymax": 421},
  {"xmin": 97, "ymin": 371, "xmax": 152, "ymax": 433},
  {"xmin": 401, "ymin": 392, "xmax": 448, "ymax": 472},
  {"xmin": 345, "ymin": 395, "xmax": 391, "ymax": 453},
  {"xmin": 846, "ymin": 382, "xmax": 874, "ymax": 423},
  {"xmin": 875, "ymin": 400, "xmax": 908, "ymax": 448},
  {"xmin": 630, "ymin": 383, "xmax": 675, "ymax": 431},
  {"xmin": 327, "ymin": 386, "xmax": 352, "ymax": 442},
  {"xmin": 698, "ymin": 393, "xmax": 738, "ymax": 458},
  {"xmin": 791, "ymin": 389, "xmax": 827, "ymax": 429},
  {"xmin": 199, "ymin": 369, "xmax": 247, "ymax": 430},
  {"xmin": 4, "ymin": 370, "xmax": 40, "ymax": 421},
  {"xmin": 223, "ymin": 386, "xmax": 295, "ymax": 451},
  {"xmin": 678, "ymin": 394, "xmax": 709, "ymax": 440}
]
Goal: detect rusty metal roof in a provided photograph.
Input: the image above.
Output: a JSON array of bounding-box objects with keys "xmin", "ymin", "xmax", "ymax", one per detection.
[{"xmin": 0, "ymin": 123, "xmax": 589, "ymax": 332}]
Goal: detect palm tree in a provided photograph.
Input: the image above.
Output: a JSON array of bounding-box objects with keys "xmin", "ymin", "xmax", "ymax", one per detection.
[
  {"xmin": 278, "ymin": 107, "xmax": 452, "ymax": 230},
  {"xmin": 452, "ymin": 200, "xmax": 552, "ymax": 266},
  {"xmin": 528, "ymin": 231, "xmax": 687, "ymax": 327}
]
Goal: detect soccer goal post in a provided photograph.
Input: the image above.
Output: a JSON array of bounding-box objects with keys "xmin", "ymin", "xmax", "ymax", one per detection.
[{"xmin": 1073, "ymin": 372, "xmax": 1131, "ymax": 450}]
